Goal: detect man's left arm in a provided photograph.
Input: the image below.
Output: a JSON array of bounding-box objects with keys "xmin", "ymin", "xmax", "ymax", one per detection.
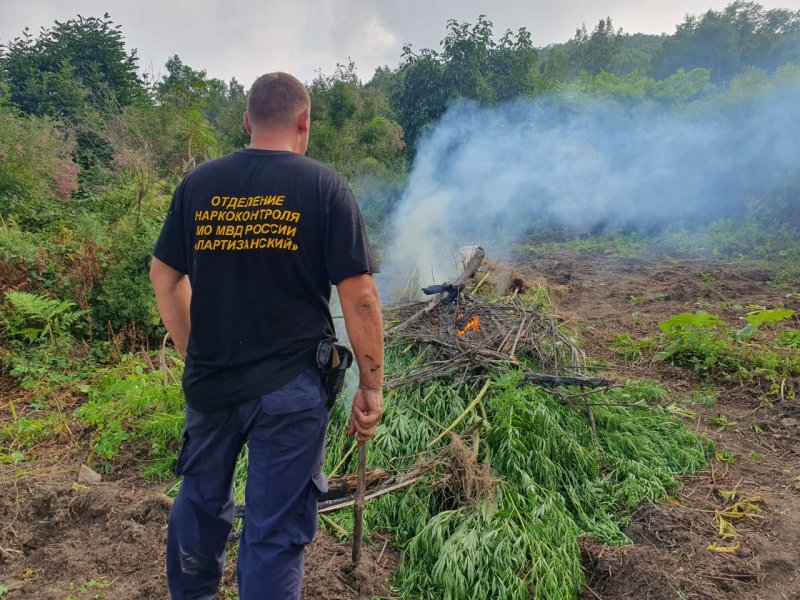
[
  {"xmin": 150, "ymin": 257, "xmax": 191, "ymax": 358},
  {"xmin": 337, "ymin": 273, "xmax": 383, "ymax": 441}
]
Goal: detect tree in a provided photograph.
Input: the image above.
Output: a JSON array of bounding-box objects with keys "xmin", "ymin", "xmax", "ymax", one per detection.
[
  {"xmin": 154, "ymin": 56, "xmax": 248, "ymax": 153},
  {"xmin": 365, "ymin": 65, "xmax": 400, "ymax": 97},
  {"xmin": 307, "ymin": 62, "xmax": 405, "ymax": 178},
  {"xmin": 155, "ymin": 55, "xmax": 209, "ymax": 109},
  {"xmin": 1, "ymin": 14, "xmax": 145, "ymax": 118},
  {"xmin": 652, "ymin": 2, "xmax": 800, "ymax": 82},
  {"xmin": 391, "ymin": 16, "xmax": 546, "ymax": 153},
  {"xmin": 391, "ymin": 46, "xmax": 447, "ymax": 152},
  {"xmin": 440, "ymin": 16, "xmax": 495, "ymax": 102},
  {"xmin": 567, "ymin": 17, "xmax": 624, "ymax": 76},
  {"xmin": 539, "ymin": 45, "xmax": 570, "ymax": 82},
  {"xmin": 489, "ymin": 28, "xmax": 543, "ymax": 102},
  {"xmin": 213, "ymin": 87, "xmax": 249, "ymax": 152}
]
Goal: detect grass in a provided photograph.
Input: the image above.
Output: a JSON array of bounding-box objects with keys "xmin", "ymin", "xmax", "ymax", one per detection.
[
  {"xmin": 519, "ymin": 219, "xmax": 800, "ymax": 285},
  {"xmin": 610, "ymin": 333, "xmax": 656, "ymax": 362},
  {"xmin": 520, "ymin": 229, "xmax": 645, "ymax": 258},
  {"xmin": 74, "ymin": 356, "xmax": 185, "ymax": 476}
]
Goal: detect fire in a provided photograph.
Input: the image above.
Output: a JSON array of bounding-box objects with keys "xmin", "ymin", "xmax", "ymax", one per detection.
[{"xmin": 457, "ymin": 315, "xmax": 481, "ymax": 336}]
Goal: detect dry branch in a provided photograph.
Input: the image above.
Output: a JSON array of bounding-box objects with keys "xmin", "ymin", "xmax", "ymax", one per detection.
[
  {"xmin": 233, "ymin": 425, "xmax": 490, "ymax": 518},
  {"xmin": 384, "ymin": 291, "xmax": 611, "ymax": 389}
]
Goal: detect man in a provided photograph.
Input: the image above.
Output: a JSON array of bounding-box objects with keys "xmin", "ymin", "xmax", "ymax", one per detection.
[{"xmin": 150, "ymin": 72, "xmax": 384, "ymax": 600}]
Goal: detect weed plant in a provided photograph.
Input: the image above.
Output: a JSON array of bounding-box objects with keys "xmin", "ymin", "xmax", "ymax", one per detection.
[{"xmin": 314, "ymin": 347, "xmax": 708, "ymax": 599}]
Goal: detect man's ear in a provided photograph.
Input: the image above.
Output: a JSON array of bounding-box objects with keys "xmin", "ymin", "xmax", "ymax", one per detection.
[
  {"xmin": 243, "ymin": 111, "xmax": 253, "ymax": 135},
  {"xmin": 297, "ymin": 108, "xmax": 310, "ymax": 133}
]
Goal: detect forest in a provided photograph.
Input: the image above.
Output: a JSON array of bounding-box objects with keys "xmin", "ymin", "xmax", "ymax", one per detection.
[{"xmin": 1, "ymin": 2, "xmax": 799, "ymax": 599}]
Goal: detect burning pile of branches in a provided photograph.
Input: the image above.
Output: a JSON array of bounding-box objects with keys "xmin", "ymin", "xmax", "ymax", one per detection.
[{"xmin": 384, "ymin": 248, "xmax": 611, "ymax": 390}]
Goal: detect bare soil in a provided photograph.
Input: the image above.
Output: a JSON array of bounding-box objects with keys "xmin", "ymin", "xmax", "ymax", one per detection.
[
  {"xmin": 516, "ymin": 249, "xmax": 800, "ymax": 600},
  {"xmin": 0, "ymin": 479, "xmax": 169, "ymax": 598},
  {"xmin": 0, "ymin": 471, "xmax": 397, "ymax": 599}
]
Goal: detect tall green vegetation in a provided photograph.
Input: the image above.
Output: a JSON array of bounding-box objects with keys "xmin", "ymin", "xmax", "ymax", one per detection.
[
  {"xmin": 319, "ymin": 356, "xmax": 708, "ymax": 599},
  {"xmin": 390, "ymin": 15, "xmax": 552, "ymax": 151},
  {"xmin": 1, "ymin": 14, "xmax": 144, "ymax": 119},
  {"xmin": 566, "ymin": 17, "xmax": 624, "ymax": 77},
  {"xmin": 0, "ymin": 105, "xmax": 79, "ymax": 225},
  {"xmin": 307, "ymin": 62, "xmax": 405, "ymax": 179},
  {"xmin": 653, "ymin": 1, "xmax": 800, "ymax": 82},
  {"xmin": 0, "ymin": 13, "xmax": 407, "ymax": 343},
  {"xmin": 540, "ymin": 2, "xmax": 800, "ymax": 86}
]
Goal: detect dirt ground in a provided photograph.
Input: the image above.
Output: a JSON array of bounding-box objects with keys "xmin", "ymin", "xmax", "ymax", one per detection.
[
  {"xmin": 517, "ymin": 249, "xmax": 800, "ymax": 600},
  {"xmin": 1, "ymin": 248, "xmax": 798, "ymax": 599},
  {"xmin": 0, "ymin": 473, "xmax": 397, "ymax": 599}
]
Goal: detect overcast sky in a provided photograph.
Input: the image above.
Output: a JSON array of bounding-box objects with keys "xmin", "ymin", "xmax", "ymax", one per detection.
[{"xmin": 2, "ymin": 0, "xmax": 800, "ymax": 87}]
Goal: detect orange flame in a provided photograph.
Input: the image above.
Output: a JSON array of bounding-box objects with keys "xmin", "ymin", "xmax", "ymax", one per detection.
[{"xmin": 457, "ymin": 315, "xmax": 481, "ymax": 336}]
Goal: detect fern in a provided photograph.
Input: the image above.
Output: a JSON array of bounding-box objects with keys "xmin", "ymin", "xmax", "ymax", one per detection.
[{"xmin": 3, "ymin": 291, "xmax": 86, "ymax": 342}]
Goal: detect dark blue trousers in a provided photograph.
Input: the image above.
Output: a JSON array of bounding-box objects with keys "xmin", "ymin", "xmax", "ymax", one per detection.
[{"xmin": 166, "ymin": 367, "xmax": 329, "ymax": 600}]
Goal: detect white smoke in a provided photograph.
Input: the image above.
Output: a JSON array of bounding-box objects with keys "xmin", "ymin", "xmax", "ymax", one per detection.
[{"xmin": 382, "ymin": 73, "xmax": 800, "ymax": 287}]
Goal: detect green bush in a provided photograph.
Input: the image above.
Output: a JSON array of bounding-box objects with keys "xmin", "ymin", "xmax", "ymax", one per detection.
[
  {"xmin": 0, "ymin": 106, "xmax": 79, "ymax": 227},
  {"xmin": 89, "ymin": 217, "xmax": 162, "ymax": 336},
  {"xmin": 654, "ymin": 309, "xmax": 799, "ymax": 383},
  {"xmin": 75, "ymin": 356, "xmax": 184, "ymax": 476},
  {"xmin": 0, "ymin": 290, "xmax": 94, "ymax": 392}
]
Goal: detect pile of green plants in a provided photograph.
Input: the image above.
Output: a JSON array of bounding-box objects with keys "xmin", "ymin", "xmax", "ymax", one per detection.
[{"xmin": 317, "ymin": 348, "xmax": 709, "ymax": 599}]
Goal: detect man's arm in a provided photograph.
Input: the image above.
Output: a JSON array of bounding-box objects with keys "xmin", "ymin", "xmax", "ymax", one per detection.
[
  {"xmin": 337, "ymin": 273, "xmax": 383, "ymax": 441},
  {"xmin": 150, "ymin": 257, "xmax": 191, "ymax": 358}
]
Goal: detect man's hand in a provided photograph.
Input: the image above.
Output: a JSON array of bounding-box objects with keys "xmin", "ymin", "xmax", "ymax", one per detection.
[
  {"xmin": 338, "ymin": 273, "xmax": 384, "ymax": 441},
  {"xmin": 348, "ymin": 387, "xmax": 383, "ymax": 441}
]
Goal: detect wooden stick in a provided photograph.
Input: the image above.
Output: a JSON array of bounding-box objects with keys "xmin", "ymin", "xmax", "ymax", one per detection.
[
  {"xmin": 427, "ymin": 379, "xmax": 491, "ymax": 448},
  {"xmin": 433, "ymin": 247, "xmax": 485, "ymax": 305},
  {"xmin": 318, "ymin": 476, "xmax": 423, "ymax": 513},
  {"xmin": 352, "ymin": 440, "xmax": 367, "ymax": 565},
  {"xmin": 508, "ymin": 315, "xmax": 528, "ymax": 361}
]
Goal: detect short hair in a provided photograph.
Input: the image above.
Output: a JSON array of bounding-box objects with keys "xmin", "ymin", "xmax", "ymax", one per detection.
[{"xmin": 247, "ymin": 72, "xmax": 310, "ymax": 129}]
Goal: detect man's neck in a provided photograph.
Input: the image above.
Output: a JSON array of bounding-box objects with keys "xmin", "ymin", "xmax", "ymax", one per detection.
[{"xmin": 248, "ymin": 132, "xmax": 302, "ymax": 154}]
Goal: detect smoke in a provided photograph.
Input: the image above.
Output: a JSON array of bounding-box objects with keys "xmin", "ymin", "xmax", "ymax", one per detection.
[{"xmin": 381, "ymin": 72, "xmax": 800, "ymax": 288}]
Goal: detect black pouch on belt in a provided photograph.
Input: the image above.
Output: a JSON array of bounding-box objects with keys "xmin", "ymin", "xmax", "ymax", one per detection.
[{"xmin": 316, "ymin": 338, "xmax": 354, "ymax": 409}]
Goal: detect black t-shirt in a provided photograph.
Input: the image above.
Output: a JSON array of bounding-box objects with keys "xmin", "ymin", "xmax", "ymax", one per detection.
[{"xmin": 153, "ymin": 149, "xmax": 377, "ymax": 412}]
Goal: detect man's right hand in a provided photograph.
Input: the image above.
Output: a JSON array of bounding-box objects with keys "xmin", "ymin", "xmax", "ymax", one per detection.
[{"xmin": 348, "ymin": 387, "xmax": 383, "ymax": 441}]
